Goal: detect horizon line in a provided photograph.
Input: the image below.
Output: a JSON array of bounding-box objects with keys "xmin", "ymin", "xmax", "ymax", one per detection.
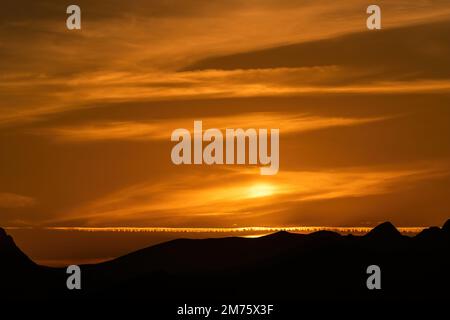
[{"xmin": 4, "ymin": 226, "xmax": 428, "ymax": 234}]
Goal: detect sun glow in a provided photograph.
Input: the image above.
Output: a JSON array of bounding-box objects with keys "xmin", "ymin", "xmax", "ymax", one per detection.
[{"xmin": 247, "ymin": 183, "xmax": 276, "ymax": 198}]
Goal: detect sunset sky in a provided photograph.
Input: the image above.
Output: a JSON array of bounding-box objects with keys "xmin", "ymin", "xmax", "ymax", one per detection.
[{"xmin": 2, "ymin": 0, "xmax": 450, "ymax": 242}]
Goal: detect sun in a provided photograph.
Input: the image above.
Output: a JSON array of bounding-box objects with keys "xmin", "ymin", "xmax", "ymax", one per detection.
[{"xmin": 247, "ymin": 183, "xmax": 276, "ymax": 199}]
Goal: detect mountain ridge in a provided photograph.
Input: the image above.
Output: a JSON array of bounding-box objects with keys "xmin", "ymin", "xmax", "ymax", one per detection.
[{"xmin": 0, "ymin": 220, "xmax": 449, "ymax": 301}]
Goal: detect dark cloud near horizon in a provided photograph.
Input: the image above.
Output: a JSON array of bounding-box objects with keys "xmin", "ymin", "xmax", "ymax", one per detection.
[{"xmin": 184, "ymin": 19, "xmax": 450, "ymax": 82}]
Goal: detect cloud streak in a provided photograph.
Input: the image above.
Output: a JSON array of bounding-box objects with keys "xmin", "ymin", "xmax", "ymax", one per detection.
[
  {"xmin": 2, "ymin": 2, "xmax": 450, "ymax": 127},
  {"xmin": 0, "ymin": 192, "xmax": 36, "ymax": 208},
  {"xmin": 32, "ymin": 112, "xmax": 389, "ymax": 142},
  {"xmin": 48, "ymin": 164, "xmax": 449, "ymax": 227}
]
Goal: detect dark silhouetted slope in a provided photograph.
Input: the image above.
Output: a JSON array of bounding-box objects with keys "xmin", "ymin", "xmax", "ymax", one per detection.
[
  {"xmin": 443, "ymin": 219, "xmax": 450, "ymax": 232},
  {"xmin": 0, "ymin": 227, "xmax": 35, "ymax": 270},
  {"xmin": 366, "ymin": 222, "xmax": 401, "ymax": 237},
  {"xmin": 1, "ymin": 221, "xmax": 449, "ymax": 301}
]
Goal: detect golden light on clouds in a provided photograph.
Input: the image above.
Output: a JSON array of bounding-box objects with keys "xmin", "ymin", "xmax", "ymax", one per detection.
[
  {"xmin": 32, "ymin": 112, "xmax": 388, "ymax": 142},
  {"xmin": 4, "ymin": 67, "xmax": 450, "ymax": 127},
  {"xmin": 2, "ymin": 0, "xmax": 450, "ymax": 235},
  {"xmin": 45, "ymin": 165, "xmax": 449, "ymax": 227},
  {"xmin": 247, "ymin": 183, "xmax": 277, "ymax": 199}
]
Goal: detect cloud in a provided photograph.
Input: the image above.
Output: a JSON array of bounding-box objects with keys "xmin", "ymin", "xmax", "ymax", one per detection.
[
  {"xmin": 32, "ymin": 112, "xmax": 388, "ymax": 142},
  {"xmin": 2, "ymin": 0, "xmax": 450, "ymax": 230},
  {"xmin": 47, "ymin": 164, "xmax": 449, "ymax": 227},
  {"xmin": 0, "ymin": 192, "xmax": 36, "ymax": 208},
  {"xmin": 3, "ymin": 64, "xmax": 450, "ymax": 127},
  {"xmin": 183, "ymin": 19, "xmax": 450, "ymax": 83},
  {"xmin": 1, "ymin": 1, "xmax": 450, "ymax": 127}
]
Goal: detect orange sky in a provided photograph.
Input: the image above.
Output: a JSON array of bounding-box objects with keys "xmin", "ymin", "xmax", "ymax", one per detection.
[{"xmin": 1, "ymin": 0, "xmax": 450, "ymax": 232}]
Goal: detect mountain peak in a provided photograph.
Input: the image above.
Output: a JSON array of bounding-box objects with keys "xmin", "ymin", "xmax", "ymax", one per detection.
[
  {"xmin": 0, "ymin": 227, "xmax": 13, "ymax": 246},
  {"xmin": 443, "ymin": 219, "xmax": 450, "ymax": 232},
  {"xmin": 263, "ymin": 230, "xmax": 294, "ymax": 239},
  {"xmin": 0, "ymin": 227, "xmax": 36, "ymax": 269},
  {"xmin": 272, "ymin": 230, "xmax": 291, "ymax": 236},
  {"xmin": 366, "ymin": 222, "xmax": 401, "ymax": 239}
]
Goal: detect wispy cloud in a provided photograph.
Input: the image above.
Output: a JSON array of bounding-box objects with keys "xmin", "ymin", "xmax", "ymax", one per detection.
[
  {"xmin": 2, "ymin": 1, "xmax": 450, "ymax": 127},
  {"xmin": 0, "ymin": 192, "xmax": 36, "ymax": 208},
  {"xmin": 32, "ymin": 112, "xmax": 388, "ymax": 142},
  {"xmin": 48, "ymin": 164, "xmax": 448, "ymax": 227},
  {"xmin": 2, "ymin": 65, "xmax": 450, "ymax": 127},
  {"xmin": 2, "ymin": 0, "xmax": 450, "ymax": 231}
]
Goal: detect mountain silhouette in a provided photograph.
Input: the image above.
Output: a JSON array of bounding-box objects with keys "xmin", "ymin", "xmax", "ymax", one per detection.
[
  {"xmin": 443, "ymin": 219, "xmax": 450, "ymax": 232},
  {"xmin": 364, "ymin": 222, "xmax": 404, "ymax": 247},
  {"xmin": 0, "ymin": 221, "xmax": 449, "ymax": 301},
  {"xmin": 365, "ymin": 221, "xmax": 402, "ymax": 240},
  {"xmin": 0, "ymin": 227, "xmax": 35, "ymax": 269}
]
